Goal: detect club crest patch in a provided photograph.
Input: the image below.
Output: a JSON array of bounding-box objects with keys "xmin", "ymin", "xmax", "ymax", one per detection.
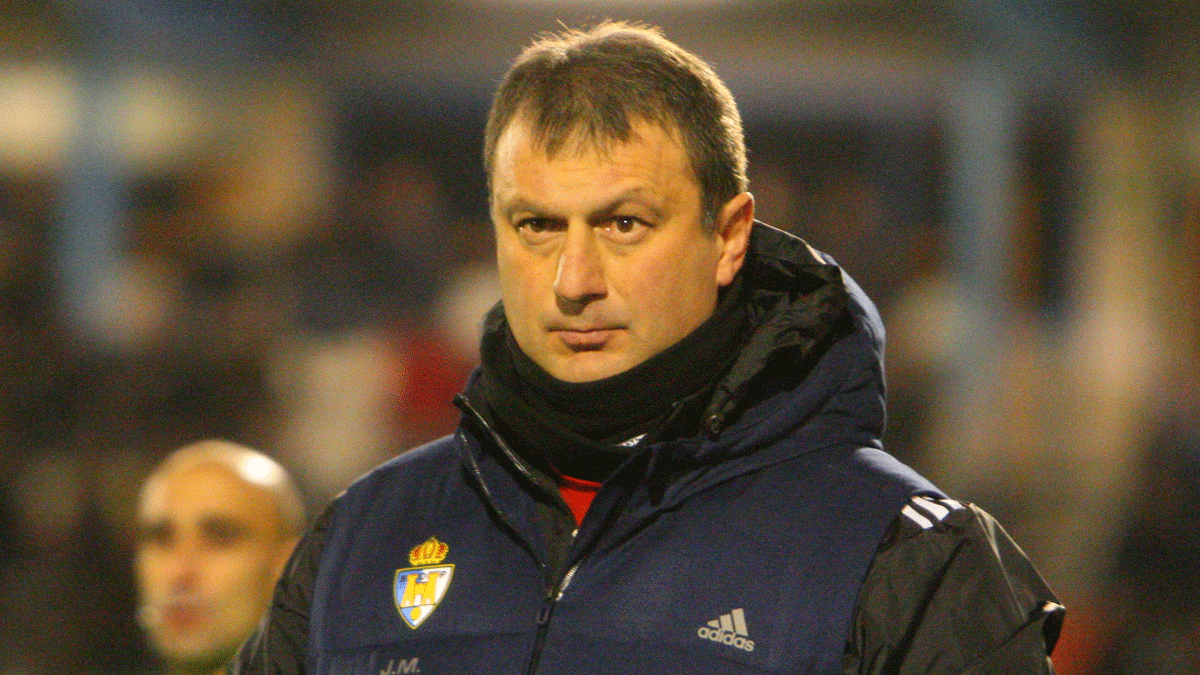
[{"xmin": 393, "ymin": 536, "xmax": 454, "ymax": 629}]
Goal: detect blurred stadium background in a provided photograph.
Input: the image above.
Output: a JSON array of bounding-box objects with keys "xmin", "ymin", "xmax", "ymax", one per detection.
[{"xmin": 2, "ymin": 0, "xmax": 1199, "ymax": 672}]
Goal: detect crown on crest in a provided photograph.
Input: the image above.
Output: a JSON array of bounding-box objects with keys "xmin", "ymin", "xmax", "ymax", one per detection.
[{"xmin": 409, "ymin": 536, "xmax": 449, "ymax": 566}]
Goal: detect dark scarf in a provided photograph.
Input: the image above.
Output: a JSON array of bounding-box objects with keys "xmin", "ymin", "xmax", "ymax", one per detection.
[{"xmin": 467, "ymin": 275, "xmax": 749, "ymax": 483}]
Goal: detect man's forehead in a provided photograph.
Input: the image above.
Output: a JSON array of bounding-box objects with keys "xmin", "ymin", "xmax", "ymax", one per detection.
[
  {"xmin": 499, "ymin": 112, "xmax": 683, "ymax": 162},
  {"xmin": 138, "ymin": 462, "xmax": 269, "ymax": 521},
  {"xmin": 492, "ymin": 117, "xmax": 693, "ymax": 200}
]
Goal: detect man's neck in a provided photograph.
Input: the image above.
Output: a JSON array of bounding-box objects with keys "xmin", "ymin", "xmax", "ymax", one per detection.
[
  {"xmin": 163, "ymin": 659, "xmax": 229, "ymax": 675},
  {"xmin": 469, "ymin": 272, "xmax": 749, "ymax": 482}
]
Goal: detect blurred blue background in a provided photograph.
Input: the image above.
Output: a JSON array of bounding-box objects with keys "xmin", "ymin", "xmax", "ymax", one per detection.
[{"xmin": 2, "ymin": 1, "xmax": 1199, "ymax": 672}]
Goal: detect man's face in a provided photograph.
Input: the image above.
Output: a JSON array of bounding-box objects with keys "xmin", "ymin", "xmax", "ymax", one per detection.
[
  {"xmin": 490, "ymin": 117, "xmax": 750, "ymax": 382},
  {"xmin": 135, "ymin": 463, "xmax": 291, "ymax": 674}
]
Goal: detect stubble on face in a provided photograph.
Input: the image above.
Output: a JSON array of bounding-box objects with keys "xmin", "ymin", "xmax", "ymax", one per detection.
[{"xmin": 489, "ymin": 117, "xmax": 735, "ymax": 382}]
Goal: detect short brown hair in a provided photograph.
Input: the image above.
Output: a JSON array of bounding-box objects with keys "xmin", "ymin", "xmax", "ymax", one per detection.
[{"xmin": 483, "ymin": 21, "xmax": 748, "ymax": 230}]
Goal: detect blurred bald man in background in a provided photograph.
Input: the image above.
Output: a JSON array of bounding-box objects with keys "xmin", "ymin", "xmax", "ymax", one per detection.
[{"xmin": 135, "ymin": 440, "xmax": 305, "ymax": 675}]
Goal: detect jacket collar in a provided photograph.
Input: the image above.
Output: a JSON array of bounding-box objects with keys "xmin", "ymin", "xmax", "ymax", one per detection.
[
  {"xmin": 638, "ymin": 222, "xmax": 886, "ymax": 502},
  {"xmin": 458, "ymin": 222, "xmax": 887, "ymax": 496}
]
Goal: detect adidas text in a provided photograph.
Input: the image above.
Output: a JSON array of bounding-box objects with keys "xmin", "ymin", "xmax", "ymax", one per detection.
[
  {"xmin": 697, "ymin": 626, "xmax": 755, "ymax": 652},
  {"xmin": 697, "ymin": 609, "xmax": 755, "ymax": 652}
]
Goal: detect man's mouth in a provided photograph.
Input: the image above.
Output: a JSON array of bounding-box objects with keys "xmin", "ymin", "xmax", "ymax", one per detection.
[
  {"xmin": 552, "ymin": 328, "xmax": 620, "ymax": 352},
  {"xmin": 146, "ymin": 598, "xmax": 209, "ymax": 632},
  {"xmin": 163, "ymin": 604, "xmax": 206, "ymax": 629}
]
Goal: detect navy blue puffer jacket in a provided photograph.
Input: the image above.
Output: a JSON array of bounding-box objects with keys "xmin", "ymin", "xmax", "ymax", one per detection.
[{"xmin": 300, "ymin": 224, "xmax": 941, "ymax": 675}]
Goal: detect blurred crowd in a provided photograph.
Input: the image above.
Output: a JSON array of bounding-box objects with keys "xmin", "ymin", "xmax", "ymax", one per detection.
[{"xmin": 0, "ymin": 149, "xmax": 491, "ymax": 672}]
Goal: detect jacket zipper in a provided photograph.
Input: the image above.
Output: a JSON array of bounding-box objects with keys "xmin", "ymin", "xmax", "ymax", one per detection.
[
  {"xmin": 452, "ymin": 395, "xmax": 567, "ymax": 583},
  {"xmin": 453, "ymin": 394, "xmax": 592, "ymax": 674},
  {"xmin": 453, "ymin": 394, "xmax": 547, "ymax": 489},
  {"xmin": 525, "ymin": 560, "xmax": 580, "ymax": 675}
]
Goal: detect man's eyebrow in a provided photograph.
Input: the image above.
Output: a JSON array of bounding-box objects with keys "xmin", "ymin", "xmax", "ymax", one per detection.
[
  {"xmin": 499, "ymin": 189, "xmax": 665, "ymax": 221},
  {"xmin": 499, "ymin": 198, "xmax": 551, "ymax": 219},
  {"xmin": 589, "ymin": 188, "xmax": 665, "ymax": 222},
  {"xmin": 200, "ymin": 515, "xmax": 247, "ymax": 538},
  {"xmin": 137, "ymin": 519, "xmax": 171, "ymax": 541}
]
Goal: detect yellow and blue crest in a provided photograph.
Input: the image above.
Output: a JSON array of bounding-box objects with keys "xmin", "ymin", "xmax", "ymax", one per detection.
[{"xmin": 393, "ymin": 536, "xmax": 454, "ymax": 629}]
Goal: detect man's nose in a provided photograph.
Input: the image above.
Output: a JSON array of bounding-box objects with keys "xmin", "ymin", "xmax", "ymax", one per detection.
[
  {"xmin": 554, "ymin": 224, "xmax": 606, "ymax": 313},
  {"xmin": 163, "ymin": 542, "xmax": 203, "ymax": 589}
]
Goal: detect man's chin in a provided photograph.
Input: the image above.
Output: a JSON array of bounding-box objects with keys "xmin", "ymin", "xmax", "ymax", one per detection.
[
  {"xmin": 546, "ymin": 351, "xmax": 637, "ymax": 383},
  {"xmin": 158, "ymin": 638, "xmax": 238, "ymax": 675},
  {"xmin": 150, "ymin": 620, "xmax": 238, "ymax": 672}
]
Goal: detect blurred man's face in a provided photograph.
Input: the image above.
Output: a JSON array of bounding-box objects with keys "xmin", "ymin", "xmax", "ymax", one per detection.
[
  {"xmin": 135, "ymin": 463, "xmax": 292, "ymax": 674},
  {"xmin": 490, "ymin": 117, "xmax": 751, "ymax": 382}
]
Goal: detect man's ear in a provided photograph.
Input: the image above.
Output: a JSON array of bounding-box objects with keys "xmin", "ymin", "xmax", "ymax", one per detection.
[{"xmin": 714, "ymin": 192, "xmax": 754, "ymax": 287}]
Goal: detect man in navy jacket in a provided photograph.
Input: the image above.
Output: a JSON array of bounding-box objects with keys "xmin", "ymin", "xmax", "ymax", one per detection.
[{"xmin": 234, "ymin": 21, "xmax": 1063, "ymax": 675}]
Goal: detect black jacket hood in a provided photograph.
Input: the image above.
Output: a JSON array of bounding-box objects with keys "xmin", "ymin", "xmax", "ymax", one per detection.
[{"xmin": 680, "ymin": 222, "xmax": 886, "ymax": 464}]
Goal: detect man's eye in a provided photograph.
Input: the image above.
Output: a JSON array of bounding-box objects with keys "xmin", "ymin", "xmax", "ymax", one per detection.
[
  {"xmin": 515, "ymin": 217, "xmax": 563, "ymax": 245},
  {"xmin": 601, "ymin": 216, "xmax": 649, "ymax": 242},
  {"xmin": 201, "ymin": 518, "xmax": 246, "ymax": 548},
  {"xmin": 518, "ymin": 218, "xmax": 556, "ymax": 233},
  {"xmin": 614, "ymin": 217, "xmax": 638, "ymax": 233},
  {"xmin": 138, "ymin": 523, "xmax": 173, "ymax": 548}
]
